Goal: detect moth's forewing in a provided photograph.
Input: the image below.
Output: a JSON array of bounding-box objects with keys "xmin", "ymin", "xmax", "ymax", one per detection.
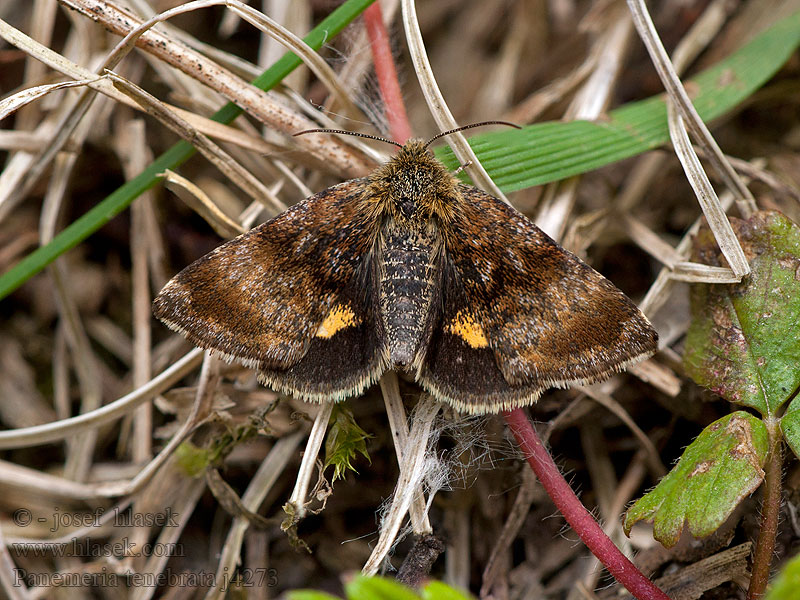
[
  {"xmin": 153, "ymin": 179, "xmax": 388, "ymax": 398},
  {"xmin": 418, "ymin": 185, "xmax": 658, "ymax": 413},
  {"xmin": 259, "ymin": 255, "xmax": 388, "ymax": 402}
]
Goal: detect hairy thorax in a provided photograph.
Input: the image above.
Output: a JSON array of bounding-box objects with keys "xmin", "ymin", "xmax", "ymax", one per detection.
[{"xmin": 362, "ymin": 140, "xmax": 458, "ymax": 370}]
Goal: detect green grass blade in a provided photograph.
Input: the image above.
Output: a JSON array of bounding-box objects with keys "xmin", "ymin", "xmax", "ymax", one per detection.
[
  {"xmin": 0, "ymin": 0, "xmax": 375, "ymax": 301},
  {"xmin": 436, "ymin": 10, "xmax": 800, "ymax": 191}
]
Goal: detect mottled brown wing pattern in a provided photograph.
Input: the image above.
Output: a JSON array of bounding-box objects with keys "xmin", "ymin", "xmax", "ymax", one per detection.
[
  {"xmin": 258, "ymin": 268, "xmax": 386, "ymax": 402},
  {"xmin": 417, "ymin": 262, "xmax": 546, "ymax": 412},
  {"xmin": 420, "ymin": 184, "xmax": 657, "ymax": 412},
  {"xmin": 153, "ymin": 179, "xmax": 384, "ymax": 388}
]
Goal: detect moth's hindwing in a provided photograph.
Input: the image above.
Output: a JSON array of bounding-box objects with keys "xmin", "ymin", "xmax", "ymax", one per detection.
[
  {"xmin": 153, "ymin": 179, "xmax": 388, "ymax": 399},
  {"xmin": 418, "ymin": 184, "xmax": 658, "ymax": 413},
  {"xmin": 259, "ymin": 261, "xmax": 388, "ymax": 402}
]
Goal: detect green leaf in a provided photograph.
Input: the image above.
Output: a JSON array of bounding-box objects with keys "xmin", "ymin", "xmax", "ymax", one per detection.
[
  {"xmin": 177, "ymin": 406, "xmax": 274, "ymax": 473},
  {"xmin": 175, "ymin": 441, "xmax": 210, "ymax": 477},
  {"xmin": 683, "ymin": 211, "xmax": 800, "ymax": 416},
  {"xmin": 437, "ymin": 11, "xmax": 800, "ymax": 191},
  {"xmin": 287, "ymin": 592, "xmax": 342, "ymax": 600},
  {"xmin": 286, "ymin": 577, "xmax": 474, "ymax": 600},
  {"xmin": 421, "ymin": 581, "xmax": 475, "ymax": 600},
  {"xmin": 780, "ymin": 395, "xmax": 800, "ymax": 460},
  {"xmin": 345, "ymin": 575, "xmax": 421, "ymax": 600},
  {"xmin": 0, "ymin": 0, "xmax": 376, "ymax": 300},
  {"xmin": 623, "ymin": 412, "xmax": 768, "ymax": 547},
  {"xmin": 765, "ymin": 551, "xmax": 800, "ymax": 600},
  {"xmin": 324, "ymin": 404, "xmax": 372, "ymax": 481}
]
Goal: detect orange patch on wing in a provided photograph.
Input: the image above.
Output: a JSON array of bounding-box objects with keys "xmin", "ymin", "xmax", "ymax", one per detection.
[
  {"xmin": 447, "ymin": 311, "xmax": 488, "ymax": 348},
  {"xmin": 316, "ymin": 304, "xmax": 359, "ymax": 338}
]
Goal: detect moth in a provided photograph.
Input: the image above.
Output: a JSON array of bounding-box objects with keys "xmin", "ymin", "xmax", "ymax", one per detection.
[{"xmin": 153, "ymin": 128, "xmax": 658, "ymax": 414}]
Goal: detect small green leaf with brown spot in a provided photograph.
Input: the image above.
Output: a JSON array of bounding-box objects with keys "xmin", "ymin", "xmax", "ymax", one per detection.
[
  {"xmin": 624, "ymin": 412, "xmax": 768, "ymax": 547},
  {"xmin": 684, "ymin": 211, "xmax": 800, "ymax": 416}
]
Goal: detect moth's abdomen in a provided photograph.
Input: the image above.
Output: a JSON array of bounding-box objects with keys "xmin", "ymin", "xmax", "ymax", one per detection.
[{"xmin": 379, "ymin": 227, "xmax": 439, "ymax": 369}]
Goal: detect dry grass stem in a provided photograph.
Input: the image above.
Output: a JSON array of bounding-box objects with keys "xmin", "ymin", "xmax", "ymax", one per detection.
[
  {"xmin": 124, "ymin": 0, "xmax": 261, "ymax": 81},
  {"xmin": 362, "ymin": 395, "xmax": 440, "ymax": 575},
  {"xmin": 0, "ymin": 525, "xmax": 27, "ymax": 600},
  {"xmin": 257, "ymin": 1, "xmax": 310, "ymax": 87},
  {"xmin": 627, "ymin": 360, "xmax": 681, "ymax": 398},
  {"xmin": 47, "ymin": 262, "xmax": 102, "ymax": 482},
  {"xmin": 481, "ymin": 468, "xmax": 541, "ymax": 596},
  {"xmin": 573, "ymin": 422, "xmax": 632, "ymax": 597},
  {"xmin": 226, "ymin": 1, "xmax": 363, "ymax": 121},
  {"xmin": 667, "ymin": 103, "xmax": 748, "ymax": 278},
  {"xmin": 107, "ymin": 71, "xmax": 282, "ymax": 212},
  {"xmin": 282, "ymin": 86, "xmax": 388, "ymax": 165},
  {"xmin": 130, "ymin": 479, "xmax": 206, "ymax": 600},
  {"xmin": 444, "ymin": 502, "xmax": 470, "ymax": 587},
  {"xmin": 503, "ymin": 49, "xmax": 598, "ymax": 124},
  {"xmin": 627, "ymin": 0, "xmax": 757, "ymax": 217},
  {"xmin": 535, "ymin": 3, "xmax": 632, "ymax": 240},
  {"xmin": 669, "ymin": 262, "xmax": 745, "ymax": 283},
  {"xmin": 568, "ymin": 4, "xmax": 632, "ymax": 122},
  {"xmin": 0, "ymin": 78, "xmax": 102, "ymax": 122},
  {"xmin": 0, "ymin": 349, "xmax": 203, "ymax": 450},
  {"xmin": 326, "ymin": 0, "xmax": 400, "ymax": 131},
  {"xmin": 400, "ymin": 0, "xmax": 508, "ymax": 203},
  {"xmin": 624, "ymin": 543, "xmax": 753, "ymax": 600},
  {"xmin": 640, "ymin": 191, "xmax": 734, "ymax": 317},
  {"xmin": 208, "ymin": 432, "xmax": 304, "ymax": 600},
  {"xmin": 0, "ymin": 21, "xmax": 145, "ymax": 217},
  {"xmin": 669, "ymin": 0, "xmax": 734, "ymax": 74},
  {"xmin": 622, "ymin": 214, "xmax": 685, "ymax": 268},
  {"xmin": 286, "ymin": 402, "xmax": 332, "ymax": 522},
  {"xmin": 57, "ymin": 0, "xmax": 375, "ymax": 177},
  {"xmin": 380, "ymin": 372, "xmax": 432, "ymax": 534},
  {"xmin": 0, "ymin": 459, "xmax": 125, "ymax": 504},
  {"xmin": 0, "ymin": 131, "xmax": 48, "ymax": 152},
  {"xmin": 120, "ymin": 119, "xmax": 155, "ymax": 463},
  {"xmin": 577, "ymin": 386, "xmax": 665, "ymax": 477}
]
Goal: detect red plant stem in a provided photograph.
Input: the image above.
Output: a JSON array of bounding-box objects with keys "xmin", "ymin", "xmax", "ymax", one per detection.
[
  {"xmin": 503, "ymin": 408, "xmax": 671, "ymax": 600},
  {"xmin": 748, "ymin": 418, "xmax": 782, "ymax": 600},
  {"xmin": 363, "ymin": 2, "xmax": 412, "ymax": 144}
]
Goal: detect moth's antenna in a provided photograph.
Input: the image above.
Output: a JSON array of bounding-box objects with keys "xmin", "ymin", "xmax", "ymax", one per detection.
[
  {"xmin": 424, "ymin": 121, "xmax": 521, "ymax": 149},
  {"xmin": 293, "ymin": 129, "xmax": 403, "ymax": 148}
]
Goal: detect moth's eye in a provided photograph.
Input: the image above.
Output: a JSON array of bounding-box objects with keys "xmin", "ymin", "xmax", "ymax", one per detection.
[{"xmin": 397, "ymin": 195, "xmax": 416, "ymax": 219}]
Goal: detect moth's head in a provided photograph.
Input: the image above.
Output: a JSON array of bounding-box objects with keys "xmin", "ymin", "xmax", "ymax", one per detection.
[{"xmin": 365, "ymin": 139, "xmax": 458, "ymax": 225}]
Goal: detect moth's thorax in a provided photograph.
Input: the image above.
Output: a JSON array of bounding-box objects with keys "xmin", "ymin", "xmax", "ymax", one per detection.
[{"xmin": 364, "ymin": 139, "xmax": 459, "ymax": 227}]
